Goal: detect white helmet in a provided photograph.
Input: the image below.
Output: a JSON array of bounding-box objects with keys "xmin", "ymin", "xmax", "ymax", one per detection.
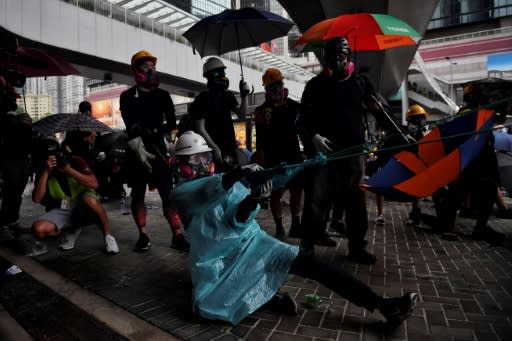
[
  {"xmin": 203, "ymin": 57, "xmax": 226, "ymax": 77},
  {"xmin": 174, "ymin": 131, "xmax": 212, "ymax": 156}
]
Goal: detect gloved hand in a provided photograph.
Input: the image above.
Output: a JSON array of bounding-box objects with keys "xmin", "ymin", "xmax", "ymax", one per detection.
[
  {"xmin": 96, "ymin": 151, "xmax": 106, "ymax": 161},
  {"xmin": 239, "ymin": 79, "xmax": 250, "ymax": 97},
  {"xmin": 312, "ymin": 134, "xmax": 333, "ymax": 153},
  {"xmin": 251, "ymin": 179, "xmax": 272, "ymax": 200},
  {"xmin": 127, "ymin": 136, "xmax": 155, "ymax": 172},
  {"xmin": 241, "ymin": 163, "xmax": 264, "ymax": 172}
]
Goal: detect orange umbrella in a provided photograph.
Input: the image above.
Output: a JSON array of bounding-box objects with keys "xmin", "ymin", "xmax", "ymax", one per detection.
[{"xmin": 294, "ymin": 13, "xmax": 420, "ymax": 52}]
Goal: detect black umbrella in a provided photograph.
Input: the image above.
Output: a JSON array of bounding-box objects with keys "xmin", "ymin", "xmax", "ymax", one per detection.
[
  {"xmin": 183, "ymin": 7, "xmax": 294, "ymax": 78},
  {"xmin": 33, "ymin": 113, "xmax": 112, "ymax": 137}
]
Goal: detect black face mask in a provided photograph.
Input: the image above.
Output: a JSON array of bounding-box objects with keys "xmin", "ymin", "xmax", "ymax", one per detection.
[{"xmin": 207, "ymin": 77, "xmax": 229, "ymax": 92}]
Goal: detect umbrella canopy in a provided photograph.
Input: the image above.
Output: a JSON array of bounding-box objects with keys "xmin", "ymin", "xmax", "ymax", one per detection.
[
  {"xmin": 183, "ymin": 7, "xmax": 293, "ymax": 77},
  {"xmin": 463, "ymin": 78, "xmax": 512, "ymax": 103},
  {"xmin": 295, "ymin": 13, "xmax": 420, "ymax": 52},
  {"xmin": 0, "ymin": 47, "xmax": 81, "ymax": 78},
  {"xmin": 279, "ymin": 0, "xmax": 438, "ymax": 97},
  {"xmin": 361, "ymin": 108, "xmax": 496, "ymax": 201},
  {"xmin": 33, "ymin": 114, "xmax": 112, "ymax": 137},
  {"xmin": 183, "ymin": 7, "xmax": 293, "ymax": 57}
]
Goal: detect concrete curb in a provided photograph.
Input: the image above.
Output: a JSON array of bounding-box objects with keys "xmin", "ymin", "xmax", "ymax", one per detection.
[{"xmin": 0, "ymin": 245, "xmax": 179, "ymax": 341}]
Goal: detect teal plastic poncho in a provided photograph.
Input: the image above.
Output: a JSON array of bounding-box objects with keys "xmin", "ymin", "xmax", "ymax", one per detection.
[{"xmin": 170, "ymin": 174, "xmax": 299, "ymax": 325}]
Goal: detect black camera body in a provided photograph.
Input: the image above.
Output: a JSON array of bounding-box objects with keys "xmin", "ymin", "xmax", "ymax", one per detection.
[{"xmin": 46, "ymin": 143, "xmax": 71, "ymax": 167}]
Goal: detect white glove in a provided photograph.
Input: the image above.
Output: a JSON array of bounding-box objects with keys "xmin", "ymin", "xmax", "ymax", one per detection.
[
  {"xmin": 96, "ymin": 152, "xmax": 106, "ymax": 161},
  {"xmin": 312, "ymin": 134, "xmax": 333, "ymax": 153},
  {"xmin": 241, "ymin": 163, "xmax": 263, "ymax": 172},
  {"xmin": 252, "ymin": 179, "xmax": 272, "ymax": 200},
  {"xmin": 239, "ymin": 79, "xmax": 250, "ymax": 97},
  {"xmin": 127, "ymin": 137, "xmax": 155, "ymax": 172}
]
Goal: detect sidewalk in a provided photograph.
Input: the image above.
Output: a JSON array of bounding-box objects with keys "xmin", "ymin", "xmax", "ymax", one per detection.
[{"xmin": 1, "ymin": 185, "xmax": 511, "ymax": 340}]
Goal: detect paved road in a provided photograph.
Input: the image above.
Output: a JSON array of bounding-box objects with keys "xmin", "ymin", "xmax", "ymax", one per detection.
[{"xmin": 1, "ymin": 184, "xmax": 511, "ymax": 340}]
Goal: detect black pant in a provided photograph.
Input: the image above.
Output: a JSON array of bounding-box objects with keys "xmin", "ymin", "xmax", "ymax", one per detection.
[
  {"xmin": 0, "ymin": 159, "xmax": 30, "ymax": 225},
  {"xmin": 289, "ymin": 251, "xmax": 379, "ymax": 311},
  {"xmin": 301, "ymin": 156, "xmax": 368, "ymax": 251},
  {"xmin": 433, "ymin": 175, "xmax": 497, "ymax": 233}
]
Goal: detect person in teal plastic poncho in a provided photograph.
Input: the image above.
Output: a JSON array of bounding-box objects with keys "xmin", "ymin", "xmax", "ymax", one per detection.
[{"xmin": 170, "ymin": 131, "xmax": 419, "ymax": 326}]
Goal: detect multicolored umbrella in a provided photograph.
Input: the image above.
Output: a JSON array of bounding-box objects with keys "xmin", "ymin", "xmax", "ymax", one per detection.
[
  {"xmin": 294, "ymin": 13, "xmax": 420, "ymax": 52},
  {"xmin": 361, "ymin": 108, "xmax": 496, "ymax": 201}
]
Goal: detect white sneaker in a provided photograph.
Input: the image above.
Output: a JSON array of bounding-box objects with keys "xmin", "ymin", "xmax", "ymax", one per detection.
[
  {"xmin": 59, "ymin": 228, "xmax": 82, "ymax": 251},
  {"xmin": 105, "ymin": 234, "xmax": 119, "ymax": 254},
  {"xmin": 375, "ymin": 214, "xmax": 385, "ymax": 225}
]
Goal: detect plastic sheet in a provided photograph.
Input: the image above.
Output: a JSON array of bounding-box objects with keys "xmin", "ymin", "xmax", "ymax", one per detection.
[{"xmin": 170, "ymin": 175, "xmax": 299, "ymax": 324}]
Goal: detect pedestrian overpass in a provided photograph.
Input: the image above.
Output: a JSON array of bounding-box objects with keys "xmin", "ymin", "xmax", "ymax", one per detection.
[{"xmin": 0, "ymin": 0, "xmax": 315, "ymax": 100}]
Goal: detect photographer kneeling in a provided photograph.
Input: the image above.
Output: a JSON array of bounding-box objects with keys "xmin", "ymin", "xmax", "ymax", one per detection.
[{"xmin": 26, "ymin": 138, "xmax": 119, "ymax": 256}]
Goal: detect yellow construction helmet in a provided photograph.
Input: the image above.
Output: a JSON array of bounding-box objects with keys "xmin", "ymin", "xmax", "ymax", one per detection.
[
  {"xmin": 131, "ymin": 50, "xmax": 157, "ymax": 71},
  {"xmin": 262, "ymin": 68, "xmax": 284, "ymax": 87},
  {"xmin": 406, "ymin": 104, "xmax": 428, "ymax": 120}
]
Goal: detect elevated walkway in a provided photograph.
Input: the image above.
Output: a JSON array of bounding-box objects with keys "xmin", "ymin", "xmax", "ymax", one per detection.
[{"xmin": 0, "ymin": 0, "xmax": 314, "ymax": 99}]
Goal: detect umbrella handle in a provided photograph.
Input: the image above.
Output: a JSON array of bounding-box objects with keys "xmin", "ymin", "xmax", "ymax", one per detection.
[{"xmin": 235, "ymin": 23, "xmax": 244, "ymax": 79}]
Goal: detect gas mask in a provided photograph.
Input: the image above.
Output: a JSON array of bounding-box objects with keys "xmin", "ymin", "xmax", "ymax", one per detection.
[
  {"xmin": 206, "ymin": 69, "xmax": 229, "ymax": 92},
  {"xmin": 178, "ymin": 152, "xmax": 215, "ymax": 180},
  {"xmin": 265, "ymin": 81, "xmax": 288, "ymax": 103},
  {"xmin": 325, "ymin": 53, "xmax": 354, "ymax": 80},
  {"xmin": 135, "ymin": 68, "xmax": 160, "ymax": 90},
  {"xmin": 407, "ymin": 116, "xmax": 427, "ymax": 135}
]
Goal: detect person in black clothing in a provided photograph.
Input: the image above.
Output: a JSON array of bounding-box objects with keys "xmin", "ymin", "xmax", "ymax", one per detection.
[
  {"xmin": 253, "ymin": 68, "xmax": 304, "ymax": 239},
  {"xmin": 0, "ymin": 66, "xmax": 36, "ymax": 239},
  {"xmin": 120, "ymin": 50, "xmax": 188, "ymax": 252},
  {"xmin": 297, "ymin": 37, "xmax": 396, "ymax": 264},
  {"xmin": 189, "ymin": 57, "xmax": 249, "ymax": 172},
  {"xmin": 431, "ymin": 83, "xmax": 508, "ymax": 243}
]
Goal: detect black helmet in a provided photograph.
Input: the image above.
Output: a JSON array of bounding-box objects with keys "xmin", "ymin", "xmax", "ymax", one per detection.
[{"xmin": 324, "ymin": 37, "xmax": 351, "ymax": 59}]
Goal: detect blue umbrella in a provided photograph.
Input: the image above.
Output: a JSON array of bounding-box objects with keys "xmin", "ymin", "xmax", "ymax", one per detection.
[{"xmin": 183, "ymin": 7, "xmax": 293, "ymax": 77}]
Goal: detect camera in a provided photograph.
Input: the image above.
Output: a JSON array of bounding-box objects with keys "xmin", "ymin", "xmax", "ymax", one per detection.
[{"xmin": 45, "ymin": 141, "xmax": 71, "ymax": 167}]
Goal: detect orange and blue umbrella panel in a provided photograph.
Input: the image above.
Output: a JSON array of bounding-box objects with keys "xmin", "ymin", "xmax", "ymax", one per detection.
[{"xmin": 361, "ymin": 108, "xmax": 495, "ymax": 201}]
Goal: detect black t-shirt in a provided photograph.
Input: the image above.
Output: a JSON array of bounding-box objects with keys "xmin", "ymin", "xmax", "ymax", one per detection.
[
  {"xmin": 254, "ymin": 98, "xmax": 303, "ymax": 166},
  {"xmin": 0, "ymin": 113, "xmax": 34, "ymax": 160},
  {"xmin": 120, "ymin": 86, "xmax": 176, "ymax": 155},
  {"xmin": 188, "ymin": 90, "xmax": 239, "ymax": 159},
  {"xmin": 298, "ymin": 72, "xmax": 375, "ymax": 155}
]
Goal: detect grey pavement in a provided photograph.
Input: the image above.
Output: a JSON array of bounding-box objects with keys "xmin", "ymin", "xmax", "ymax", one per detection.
[{"xmin": 1, "ymin": 183, "xmax": 512, "ymax": 340}]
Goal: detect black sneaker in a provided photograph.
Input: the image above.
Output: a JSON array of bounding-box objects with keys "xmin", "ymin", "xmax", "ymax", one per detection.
[
  {"xmin": 330, "ymin": 221, "xmax": 346, "ymax": 236},
  {"xmin": 379, "ymin": 293, "xmax": 418, "ymax": 326},
  {"xmin": 275, "ymin": 226, "xmax": 285, "ymax": 240},
  {"xmin": 135, "ymin": 233, "xmax": 151, "ymax": 252},
  {"xmin": 347, "ymin": 249, "xmax": 377, "ymax": 264},
  {"xmin": 288, "ymin": 222, "xmax": 303, "ymax": 238},
  {"xmin": 441, "ymin": 232, "xmax": 458, "ymax": 241},
  {"xmin": 316, "ymin": 234, "xmax": 337, "ymax": 247},
  {"xmin": 171, "ymin": 234, "xmax": 190, "ymax": 252}
]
